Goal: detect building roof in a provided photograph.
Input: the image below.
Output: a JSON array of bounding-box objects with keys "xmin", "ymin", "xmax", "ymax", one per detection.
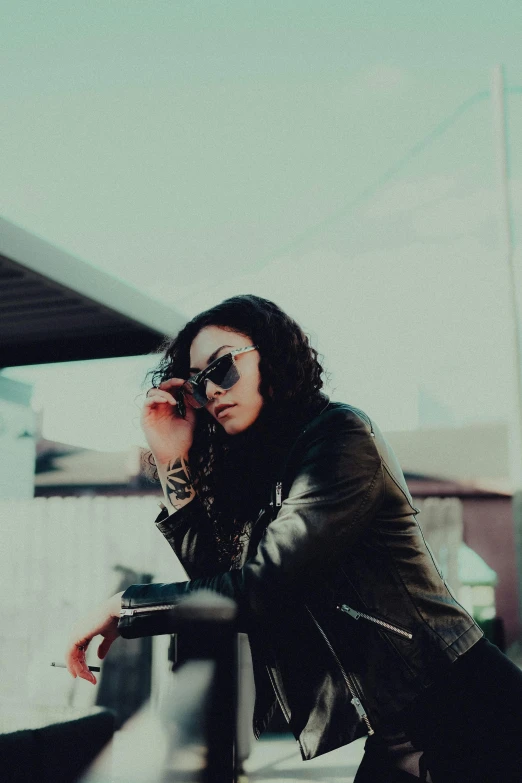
[
  {"xmin": 33, "ymin": 432, "xmax": 513, "ymax": 499},
  {"xmin": 0, "ymin": 216, "xmax": 186, "ymax": 367},
  {"xmin": 406, "ymin": 475, "xmax": 512, "ymax": 499},
  {"xmin": 384, "ymin": 421, "xmax": 513, "ymax": 495},
  {"xmin": 34, "ymin": 436, "xmax": 152, "ymax": 495}
]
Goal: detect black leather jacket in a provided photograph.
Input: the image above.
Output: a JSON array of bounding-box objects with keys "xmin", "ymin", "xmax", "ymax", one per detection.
[{"xmin": 118, "ymin": 400, "xmax": 483, "ymax": 760}]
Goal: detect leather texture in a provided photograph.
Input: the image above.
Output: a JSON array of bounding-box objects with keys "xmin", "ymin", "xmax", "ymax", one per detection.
[{"xmin": 118, "ymin": 401, "xmax": 483, "ymax": 760}]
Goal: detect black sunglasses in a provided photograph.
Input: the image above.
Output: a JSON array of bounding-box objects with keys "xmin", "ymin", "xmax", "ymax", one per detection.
[{"xmin": 181, "ymin": 346, "xmax": 258, "ymax": 408}]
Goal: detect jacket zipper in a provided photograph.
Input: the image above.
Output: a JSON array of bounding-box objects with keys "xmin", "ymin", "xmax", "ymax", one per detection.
[
  {"xmin": 337, "ymin": 603, "xmax": 413, "ymax": 640},
  {"xmin": 270, "ymin": 481, "xmax": 283, "ymax": 509},
  {"xmin": 119, "ymin": 603, "xmax": 176, "ymax": 617},
  {"xmin": 305, "ymin": 605, "xmax": 374, "ymax": 736}
]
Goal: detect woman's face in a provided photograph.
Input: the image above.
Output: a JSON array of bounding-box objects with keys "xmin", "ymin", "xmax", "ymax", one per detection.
[{"xmin": 189, "ymin": 325, "xmax": 264, "ymax": 435}]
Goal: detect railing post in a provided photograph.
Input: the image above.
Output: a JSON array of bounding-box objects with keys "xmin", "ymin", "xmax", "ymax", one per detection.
[{"xmin": 166, "ymin": 590, "xmax": 238, "ymax": 782}]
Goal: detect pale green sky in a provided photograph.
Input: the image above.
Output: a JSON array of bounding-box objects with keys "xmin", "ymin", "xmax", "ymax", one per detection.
[{"xmin": 2, "ymin": 1, "xmax": 522, "ymax": 450}]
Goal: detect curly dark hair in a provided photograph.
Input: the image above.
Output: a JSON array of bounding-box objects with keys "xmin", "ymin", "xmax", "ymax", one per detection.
[{"xmin": 143, "ymin": 294, "xmax": 328, "ymax": 567}]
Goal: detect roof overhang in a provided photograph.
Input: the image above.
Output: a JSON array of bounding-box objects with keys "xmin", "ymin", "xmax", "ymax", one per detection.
[{"xmin": 0, "ymin": 216, "xmax": 186, "ymax": 367}]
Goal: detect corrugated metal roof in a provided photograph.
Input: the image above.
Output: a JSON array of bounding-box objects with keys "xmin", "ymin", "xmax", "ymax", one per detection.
[{"xmin": 0, "ymin": 217, "xmax": 186, "ymax": 367}]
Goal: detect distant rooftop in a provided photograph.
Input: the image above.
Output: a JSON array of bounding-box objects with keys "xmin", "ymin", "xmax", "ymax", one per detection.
[
  {"xmin": 384, "ymin": 421, "xmax": 513, "ymax": 495},
  {"xmin": 33, "ymin": 431, "xmax": 513, "ymax": 499}
]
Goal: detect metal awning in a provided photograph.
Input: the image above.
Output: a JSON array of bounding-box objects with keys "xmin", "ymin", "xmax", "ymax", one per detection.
[{"xmin": 0, "ymin": 217, "xmax": 186, "ymax": 367}]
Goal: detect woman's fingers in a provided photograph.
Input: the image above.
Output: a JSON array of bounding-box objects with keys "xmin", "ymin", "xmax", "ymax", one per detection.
[
  {"xmin": 66, "ymin": 598, "xmax": 121, "ymax": 685},
  {"xmin": 97, "ymin": 632, "xmax": 118, "ymax": 661},
  {"xmin": 67, "ymin": 642, "xmax": 96, "ymax": 684},
  {"xmin": 65, "ymin": 629, "xmax": 87, "ymax": 675},
  {"xmin": 157, "ymin": 378, "xmax": 185, "ymax": 390},
  {"xmin": 77, "ymin": 654, "xmax": 97, "ymax": 684},
  {"xmin": 144, "ymin": 389, "xmax": 178, "ymax": 407}
]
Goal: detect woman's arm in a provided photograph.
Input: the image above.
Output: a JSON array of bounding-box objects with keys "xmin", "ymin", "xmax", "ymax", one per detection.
[
  {"xmin": 65, "ymin": 380, "xmax": 204, "ymax": 681},
  {"xmin": 141, "ymin": 379, "xmax": 198, "ymax": 514},
  {"xmin": 156, "ymin": 454, "xmax": 196, "ymax": 514},
  {"xmin": 119, "ymin": 407, "xmax": 384, "ymax": 638}
]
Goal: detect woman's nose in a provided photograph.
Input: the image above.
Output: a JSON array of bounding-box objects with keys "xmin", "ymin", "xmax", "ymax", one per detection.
[{"xmin": 205, "ymin": 379, "xmax": 223, "ymax": 400}]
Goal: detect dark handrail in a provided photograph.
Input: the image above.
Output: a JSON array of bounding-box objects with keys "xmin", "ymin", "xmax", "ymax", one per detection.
[{"xmin": 81, "ymin": 590, "xmax": 238, "ymax": 783}]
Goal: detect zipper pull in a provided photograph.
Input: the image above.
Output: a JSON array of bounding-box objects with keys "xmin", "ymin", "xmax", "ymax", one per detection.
[
  {"xmin": 338, "ymin": 604, "xmax": 360, "ymax": 620},
  {"xmin": 119, "ymin": 608, "xmax": 136, "ymax": 617},
  {"xmin": 351, "ymin": 696, "xmax": 367, "ymax": 719},
  {"xmin": 275, "ymin": 481, "xmax": 282, "ymax": 507},
  {"xmin": 351, "ymin": 697, "xmax": 375, "ymax": 736}
]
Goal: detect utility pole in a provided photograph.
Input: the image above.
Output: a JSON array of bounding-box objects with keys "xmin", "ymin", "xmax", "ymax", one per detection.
[
  {"xmin": 492, "ymin": 65, "xmax": 522, "ymax": 642},
  {"xmin": 491, "ymin": 64, "xmax": 522, "ymax": 488}
]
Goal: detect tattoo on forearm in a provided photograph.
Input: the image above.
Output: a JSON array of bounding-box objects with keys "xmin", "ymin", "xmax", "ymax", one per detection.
[{"xmin": 166, "ymin": 456, "xmax": 196, "ymax": 509}]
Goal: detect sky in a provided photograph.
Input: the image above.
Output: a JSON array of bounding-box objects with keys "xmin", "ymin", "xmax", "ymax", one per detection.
[{"xmin": 2, "ymin": 1, "xmax": 522, "ymax": 453}]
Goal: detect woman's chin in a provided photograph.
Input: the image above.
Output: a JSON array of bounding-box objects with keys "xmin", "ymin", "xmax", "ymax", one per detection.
[
  {"xmin": 221, "ymin": 414, "xmax": 259, "ymax": 436},
  {"xmin": 221, "ymin": 419, "xmax": 246, "ymax": 435}
]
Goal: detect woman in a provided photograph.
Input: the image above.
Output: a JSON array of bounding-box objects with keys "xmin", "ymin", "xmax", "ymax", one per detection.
[{"xmin": 67, "ymin": 295, "xmax": 522, "ymax": 781}]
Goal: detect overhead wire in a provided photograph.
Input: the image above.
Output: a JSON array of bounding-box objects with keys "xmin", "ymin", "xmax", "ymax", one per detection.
[{"xmin": 253, "ymin": 87, "xmax": 522, "ymax": 268}]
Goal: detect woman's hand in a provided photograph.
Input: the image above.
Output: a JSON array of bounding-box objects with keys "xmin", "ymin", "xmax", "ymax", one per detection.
[
  {"xmin": 141, "ymin": 378, "xmax": 198, "ymax": 465},
  {"xmin": 66, "ymin": 592, "xmax": 124, "ymax": 684}
]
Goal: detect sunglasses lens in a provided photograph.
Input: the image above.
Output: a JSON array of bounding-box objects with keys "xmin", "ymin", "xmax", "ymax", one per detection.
[
  {"xmin": 181, "ymin": 383, "xmax": 205, "ymax": 408},
  {"xmin": 183, "ymin": 354, "xmax": 241, "ymax": 408},
  {"xmin": 215, "ymin": 361, "xmax": 240, "ymax": 390}
]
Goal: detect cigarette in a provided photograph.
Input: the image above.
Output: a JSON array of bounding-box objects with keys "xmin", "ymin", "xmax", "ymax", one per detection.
[{"xmin": 50, "ymin": 662, "xmax": 101, "ymax": 672}]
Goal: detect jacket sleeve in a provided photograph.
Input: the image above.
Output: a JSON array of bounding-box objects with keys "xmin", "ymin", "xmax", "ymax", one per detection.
[
  {"xmin": 153, "ymin": 498, "xmax": 221, "ymax": 580},
  {"xmin": 118, "ymin": 408, "xmax": 384, "ymax": 638}
]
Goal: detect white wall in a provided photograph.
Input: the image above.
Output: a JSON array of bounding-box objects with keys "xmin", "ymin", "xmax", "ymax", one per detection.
[
  {"xmin": 0, "ymin": 376, "xmax": 35, "ymax": 499},
  {"xmin": 0, "ymin": 495, "xmax": 187, "ymax": 713}
]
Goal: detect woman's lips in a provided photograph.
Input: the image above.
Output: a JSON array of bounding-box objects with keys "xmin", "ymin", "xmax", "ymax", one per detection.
[{"xmin": 216, "ymin": 405, "xmax": 236, "ymax": 419}]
